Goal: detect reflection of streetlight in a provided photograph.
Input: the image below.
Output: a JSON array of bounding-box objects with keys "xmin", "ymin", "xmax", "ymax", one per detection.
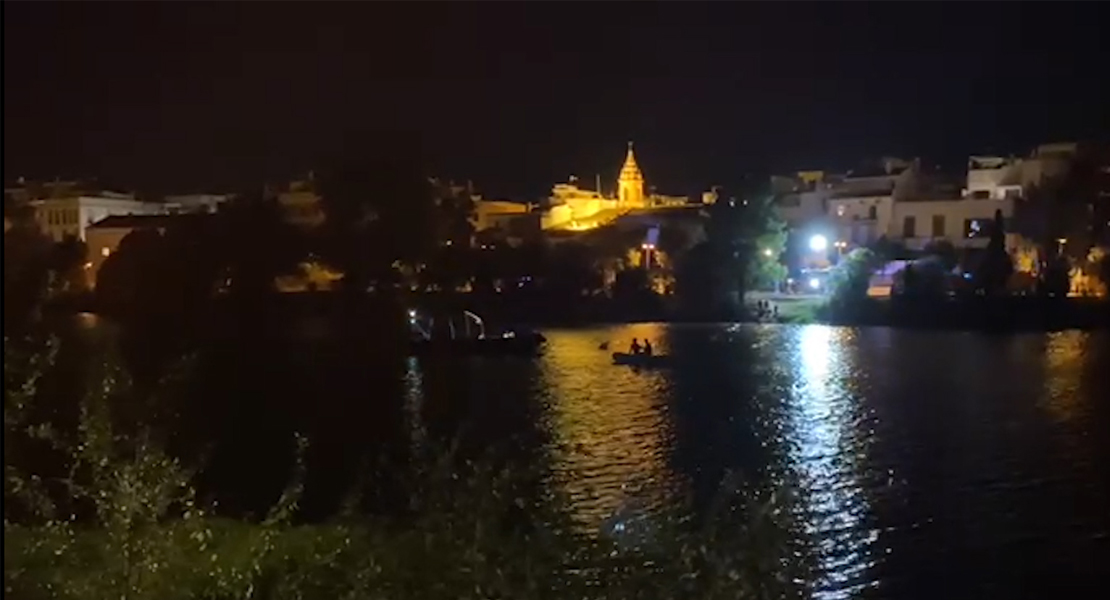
[{"xmin": 809, "ymin": 235, "xmax": 828, "ymax": 252}]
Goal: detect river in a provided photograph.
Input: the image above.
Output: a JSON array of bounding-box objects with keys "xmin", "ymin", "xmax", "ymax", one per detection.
[{"xmin": 70, "ymin": 318, "xmax": 1110, "ymax": 598}]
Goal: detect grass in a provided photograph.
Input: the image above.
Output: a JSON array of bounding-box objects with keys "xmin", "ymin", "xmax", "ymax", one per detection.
[
  {"xmin": 4, "ymin": 333, "xmax": 814, "ymax": 600},
  {"xmin": 771, "ymin": 297, "xmax": 823, "ymax": 324}
]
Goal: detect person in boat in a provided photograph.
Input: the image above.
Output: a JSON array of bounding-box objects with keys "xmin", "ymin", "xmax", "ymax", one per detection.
[
  {"xmin": 643, "ymin": 339, "xmax": 653, "ymax": 356},
  {"xmin": 629, "ymin": 338, "xmax": 642, "ymax": 355}
]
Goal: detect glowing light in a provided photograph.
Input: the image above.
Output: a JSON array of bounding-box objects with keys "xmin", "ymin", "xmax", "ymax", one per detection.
[
  {"xmin": 101, "ymin": 247, "xmax": 111, "ymax": 257},
  {"xmin": 809, "ymin": 234, "xmax": 828, "ymax": 252},
  {"xmin": 83, "ymin": 261, "xmax": 92, "ymax": 269},
  {"xmin": 763, "ymin": 248, "xmax": 774, "ymax": 257},
  {"xmin": 809, "ymin": 277, "xmax": 821, "ymax": 289}
]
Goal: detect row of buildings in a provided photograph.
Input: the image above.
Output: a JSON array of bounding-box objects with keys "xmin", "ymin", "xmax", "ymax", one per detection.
[{"xmin": 772, "ymin": 142, "xmax": 1107, "ymax": 258}]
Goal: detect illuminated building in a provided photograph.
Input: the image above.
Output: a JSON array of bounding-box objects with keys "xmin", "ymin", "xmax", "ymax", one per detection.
[
  {"xmin": 471, "ymin": 200, "xmax": 531, "ymax": 232},
  {"xmin": 7, "ymin": 179, "xmax": 164, "ymax": 243},
  {"xmin": 541, "ymin": 143, "xmax": 689, "ymax": 231},
  {"xmin": 277, "ymin": 176, "xmax": 326, "ymax": 229}
]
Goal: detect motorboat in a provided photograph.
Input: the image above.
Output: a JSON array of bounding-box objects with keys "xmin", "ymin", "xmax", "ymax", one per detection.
[
  {"xmin": 408, "ymin": 308, "xmax": 545, "ymax": 357},
  {"xmin": 611, "ymin": 352, "xmax": 671, "ymax": 367}
]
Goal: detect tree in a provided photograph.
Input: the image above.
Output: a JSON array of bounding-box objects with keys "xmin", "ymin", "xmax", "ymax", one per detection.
[
  {"xmin": 675, "ymin": 182, "xmax": 789, "ymax": 315},
  {"xmin": 656, "ymin": 224, "xmax": 696, "ymax": 269},
  {"xmin": 1015, "ymin": 154, "xmax": 1102, "ymax": 263},
  {"xmin": 973, "ymin": 209, "xmax": 1013, "ymax": 296},
  {"xmin": 3, "ymin": 221, "xmax": 54, "ymax": 329},
  {"xmin": 747, "ymin": 213, "xmax": 788, "ymax": 291},
  {"xmin": 921, "ymin": 239, "xmax": 958, "ymax": 272},
  {"xmin": 545, "ymin": 242, "xmax": 604, "ymax": 298},
  {"xmin": 317, "ymin": 132, "xmax": 436, "ymax": 292},
  {"xmin": 827, "ymin": 247, "xmax": 879, "ymax": 309},
  {"xmin": 49, "ymin": 235, "xmax": 90, "ymax": 294}
]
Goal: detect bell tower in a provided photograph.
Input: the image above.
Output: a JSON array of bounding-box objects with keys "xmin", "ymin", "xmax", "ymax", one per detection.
[{"xmin": 617, "ymin": 141, "xmax": 645, "ymax": 208}]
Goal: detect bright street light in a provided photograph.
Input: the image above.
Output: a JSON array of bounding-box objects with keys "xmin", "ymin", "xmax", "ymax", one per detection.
[
  {"xmin": 808, "ymin": 277, "xmax": 821, "ymax": 290},
  {"xmin": 763, "ymin": 248, "xmax": 773, "ymax": 257},
  {"xmin": 809, "ymin": 234, "xmax": 828, "ymax": 252}
]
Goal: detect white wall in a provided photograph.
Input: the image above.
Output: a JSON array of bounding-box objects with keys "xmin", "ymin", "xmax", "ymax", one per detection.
[
  {"xmin": 966, "ymin": 156, "xmax": 1024, "ymax": 198},
  {"xmin": 33, "ymin": 196, "xmax": 162, "ymax": 241},
  {"xmin": 775, "ymin": 190, "xmax": 827, "ymax": 226},
  {"xmin": 827, "ymin": 195, "xmax": 895, "ymax": 245},
  {"xmin": 892, "ymin": 197, "xmax": 1016, "ymax": 250}
]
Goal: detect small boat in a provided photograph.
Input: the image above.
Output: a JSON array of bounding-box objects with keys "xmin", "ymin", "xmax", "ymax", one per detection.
[
  {"xmin": 408, "ymin": 308, "xmax": 545, "ymax": 357},
  {"xmin": 611, "ymin": 352, "xmax": 671, "ymax": 367}
]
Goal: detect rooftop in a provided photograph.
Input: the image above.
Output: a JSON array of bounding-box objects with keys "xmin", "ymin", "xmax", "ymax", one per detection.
[{"xmin": 87, "ymin": 213, "xmax": 213, "ymax": 230}]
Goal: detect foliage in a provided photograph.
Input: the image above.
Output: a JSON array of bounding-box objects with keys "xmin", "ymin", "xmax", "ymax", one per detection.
[
  {"xmin": 973, "ymin": 209, "xmax": 1013, "ymax": 296},
  {"xmin": 675, "ymin": 186, "xmax": 789, "ymax": 312},
  {"xmin": 3, "ymin": 222, "xmax": 56, "ymax": 328},
  {"xmin": 49, "ymin": 236, "xmax": 90, "ymax": 294},
  {"xmin": 921, "ymin": 239, "xmax": 958, "ymax": 272},
  {"xmin": 825, "ymin": 248, "xmax": 880, "ymax": 310},
  {"xmin": 747, "ymin": 217, "xmax": 788, "ymax": 292},
  {"xmin": 1014, "ymin": 155, "xmax": 1103, "ymax": 260},
  {"xmin": 894, "ymin": 256, "xmax": 950, "ymax": 300},
  {"xmin": 612, "ymin": 268, "xmax": 652, "ymax": 300},
  {"xmin": 316, "ymin": 134, "xmax": 437, "ymax": 290},
  {"xmin": 870, "ymin": 236, "xmax": 910, "ymax": 261},
  {"xmin": 544, "ymin": 242, "xmax": 605, "ymax": 298},
  {"xmin": 1038, "ymin": 256, "xmax": 1071, "ymax": 298}
]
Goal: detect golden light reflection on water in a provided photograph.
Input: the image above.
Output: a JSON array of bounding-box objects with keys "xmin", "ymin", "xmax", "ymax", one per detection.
[
  {"xmin": 1041, "ymin": 331, "xmax": 1089, "ymax": 425},
  {"xmin": 787, "ymin": 325, "xmax": 877, "ymax": 598},
  {"xmin": 539, "ymin": 323, "xmax": 675, "ymax": 532}
]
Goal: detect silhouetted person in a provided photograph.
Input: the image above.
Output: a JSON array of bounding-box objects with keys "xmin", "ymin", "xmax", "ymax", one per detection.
[
  {"xmin": 630, "ymin": 338, "xmax": 642, "ymax": 354},
  {"xmin": 643, "ymin": 339, "xmax": 653, "ymax": 356}
]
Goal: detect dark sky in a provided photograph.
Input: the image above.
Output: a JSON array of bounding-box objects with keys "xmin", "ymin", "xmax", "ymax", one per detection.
[{"xmin": 4, "ymin": 2, "xmax": 1107, "ymax": 199}]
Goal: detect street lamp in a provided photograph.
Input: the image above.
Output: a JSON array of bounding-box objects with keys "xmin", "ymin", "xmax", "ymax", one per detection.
[
  {"xmin": 809, "ymin": 234, "xmax": 828, "ymax": 252},
  {"xmin": 763, "ymin": 248, "xmax": 773, "ymax": 257},
  {"xmin": 641, "ymin": 243, "xmax": 655, "ymax": 269}
]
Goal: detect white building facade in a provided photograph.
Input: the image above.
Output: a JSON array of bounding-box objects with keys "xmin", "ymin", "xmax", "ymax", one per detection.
[{"xmin": 32, "ymin": 193, "xmax": 165, "ymax": 242}]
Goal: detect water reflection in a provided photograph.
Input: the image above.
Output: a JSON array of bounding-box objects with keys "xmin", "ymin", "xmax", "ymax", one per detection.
[
  {"xmin": 1042, "ymin": 332, "xmax": 1088, "ymax": 425},
  {"xmin": 402, "ymin": 357, "xmax": 427, "ymax": 455},
  {"xmin": 786, "ymin": 326, "xmax": 877, "ymax": 598},
  {"xmin": 539, "ymin": 324, "xmax": 675, "ymax": 532}
]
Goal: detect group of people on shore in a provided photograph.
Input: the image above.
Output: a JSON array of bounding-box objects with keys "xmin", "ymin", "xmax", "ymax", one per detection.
[{"xmin": 754, "ymin": 299, "xmax": 779, "ymax": 322}]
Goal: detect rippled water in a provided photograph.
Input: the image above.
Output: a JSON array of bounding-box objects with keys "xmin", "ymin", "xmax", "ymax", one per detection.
[
  {"xmin": 71, "ymin": 317, "xmax": 1110, "ymax": 597},
  {"xmin": 402, "ymin": 324, "xmax": 1110, "ymax": 599}
]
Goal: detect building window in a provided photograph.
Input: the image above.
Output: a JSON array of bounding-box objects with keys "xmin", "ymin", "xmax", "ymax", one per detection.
[
  {"xmin": 932, "ymin": 214, "xmax": 945, "ymax": 237},
  {"xmin": 868, "ymin": 205, "xmax": 877, "ymax": 220},
  {"xmin": 902, "ymin": 216, "xmax": 916, "ymax": 238}
]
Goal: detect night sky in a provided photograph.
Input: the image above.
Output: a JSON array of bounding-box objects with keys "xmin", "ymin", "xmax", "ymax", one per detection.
[{"xmin": 4, "ymin": 2, "xmax": 1107, "ymax": 199}]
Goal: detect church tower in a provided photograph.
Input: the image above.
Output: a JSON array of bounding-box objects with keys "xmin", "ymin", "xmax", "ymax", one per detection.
[{"xmin": 617, "ymin": 141, "xmax": 645, "ymax": 208}]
